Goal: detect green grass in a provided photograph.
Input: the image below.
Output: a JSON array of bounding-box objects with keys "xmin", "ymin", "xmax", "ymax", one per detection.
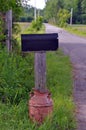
[
  {"xmin": 14, "ymin": 22, "xmax": 45, "ymax": 45},
  {"xmin": 0, "ymin": 50, "xmax": 76, "ymax": 130},
  {"xmin": 13, "ymin": 22, "xmax": 31, "ymax": 44},
  {"xmin": 47, "ymin": 51, "xmax": 76, "ymax": 129},
  {"xmin": 0, "ymin": 23, "xmax": 76, "ymax": 130},
  {"xmin": 65, "ymin": 24, "xmax": 86, "ymax": 37},
  {"xmin": 25, "ymin": 24, "xmax": 45, "ymax": 34}
]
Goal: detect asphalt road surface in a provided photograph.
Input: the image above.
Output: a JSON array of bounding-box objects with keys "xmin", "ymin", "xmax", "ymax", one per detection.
[{"xmin": 45, "ymin": 23, "xmax": 86, "ymax": 130}]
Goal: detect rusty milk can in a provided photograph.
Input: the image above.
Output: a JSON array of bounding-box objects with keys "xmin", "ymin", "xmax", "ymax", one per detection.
[{"xmin": 29, "ymin": 90, "xmax": 53, "ymax": 123}]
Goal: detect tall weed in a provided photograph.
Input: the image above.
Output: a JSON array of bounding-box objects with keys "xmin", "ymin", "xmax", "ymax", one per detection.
[
  {"xmin": 0, "ymin": 47, "xmax": 34, "ymax": 104},
  {"xmin": 0, "ymin": 50, "xmax": 76, "ymax": 130}
]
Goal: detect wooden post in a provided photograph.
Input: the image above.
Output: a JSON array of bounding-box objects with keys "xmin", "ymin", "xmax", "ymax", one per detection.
[
  {"xmin": 21, "ymin": 33, "xmax": 58, "ymax": 123},
  {"xmin": 70, "ymin": 8, "xmax": 73, "ymax": 25},
  {"xmin": 5, "ymin": 10, "xmax": 12, "ymax": 52},
  {"xmin": 34, "ymin": 52, "xmax": 47, "ymax": 93},
  {"xmin": 29, "ymin": 51, "xmax": 53, "ymax": 123},
  {"xmin": 34, "ymin": 0, "xmax": 36, "ymax": 21}
]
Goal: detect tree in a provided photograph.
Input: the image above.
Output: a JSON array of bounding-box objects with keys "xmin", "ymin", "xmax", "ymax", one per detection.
[
  {"xmin": 81, "ymin": 0, "xmax": 86, "ymax": 24},
  {"xmin": 81, "ymin": 0, "xmax": 86, "ymax": 13},
  {"xmin": 57, "ymin": 9, "xmax": 70, "ymax": 27},
  {"xmin": 0, "ymin": 0, "xmax": 22, "ymax": 18},
  {"xmin": 44, "ymin": 0, "xmax": 63, "ymax": 24},
  {"xmin": 44, "ymin": 0, "xmax": 86, "ymax": 24}
]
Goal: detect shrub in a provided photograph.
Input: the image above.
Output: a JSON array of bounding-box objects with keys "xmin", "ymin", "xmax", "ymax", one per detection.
[
  {"xmin": 0, "ymin": 17, "xmax": 6, "ymax": 45},
  {"xmin": 29, "ymin": 16, "xmax": 43, "ymax": 32},
  {"xmin": 57, "ymin": 9, "xmax": 70, "ymax": 27}
]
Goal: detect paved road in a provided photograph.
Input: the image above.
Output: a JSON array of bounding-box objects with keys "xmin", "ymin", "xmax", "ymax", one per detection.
[{"xmin": 45, "ymin": 23, "xmax": 86, "ymax": 130}]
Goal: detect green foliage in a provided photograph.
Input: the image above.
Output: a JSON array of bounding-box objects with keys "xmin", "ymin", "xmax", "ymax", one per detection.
[
  {"xmin": 45, "ymin": 51, "xmax": 75, "ymax": 129},
  {"xmin": 20, "ymin": 16, "xmax": 33, "ymax": 22},
  {"xmin": 81, "ymin": 0, "xmax": 86, "ymax": 13},
  {"xmin": 12, "ymin": 23, "xmax": 21, "ymax": 51},
  {"xmin": 19, "ymin": 6, "xmax": 44, "ymax": 23},
  {"xmin": 0, "ymin": 0, "xmax": 23, "ymax": 48},
  {"xmin": 19, "ymin": 6, "xmax": 34, "ymax": 22},
  {"xmin": 28, "ymin": 17, "xmax": 43, "ymax": 32},
  {"xmin": 57, "ymin": 9, "xmax": 70, "ymax": 27},
  {"xmin": 0, "ymin": 17, "xmax": 6, "ymax": 45},
  {"xmin": 0, "ymin": 22, "xmax": 76, "ymax": 130},
  {"xmin": 81, "ymin": 14, "xmax": 86, "ymax": 24},
  {"xmin": 13, "ymin": 24, "xmax": 21, "ymax": 35},
  {"xmin": 0, "ymin": 47, "xmax": 34, "ymax": 104},
  {"xmin": 44, "ymin": 0, "xmax": 63, "ymax": 24},
  {"xmin": 65, "ymin": 25, "xmax": 86, "ymax": 37},
  {"xmin": 0, "ymin": 50, "xmax": 76, "ymax": 130},
  {"xmin": 0, "ymin": 0, "xmax": 22, "ymax": 21},
  {"xmin": 44, "ymin": 0, "xmax": 86, "ymax": 24}
]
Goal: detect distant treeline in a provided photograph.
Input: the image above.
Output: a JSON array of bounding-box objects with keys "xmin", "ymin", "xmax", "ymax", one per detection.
[
  {"xmin": 44, "ymin": 0, "xmax": 86, "ymax": 25},
  {"xmin": 19, "ymin": 6, "xmax": 44, "ymax": 22}
]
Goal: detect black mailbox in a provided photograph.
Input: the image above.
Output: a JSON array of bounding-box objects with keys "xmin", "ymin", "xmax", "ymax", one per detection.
[{"xmin": 21, "ymin": 33, "xmax": 58, "ymax": 52}]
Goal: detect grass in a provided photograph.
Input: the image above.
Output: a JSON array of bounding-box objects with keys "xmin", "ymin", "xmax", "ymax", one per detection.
[
  {"xmin": 65, "ymin": 24, "xmax": 86, "ymax": 37},
  {"xmin": 0, "ymin": 50, "xmax": 76, "ymax": 130},
  {"xmin": 13, "ymin": 22, "xmax": 30, "ymax": 44},
  {"xmin": 0, "ymin": 22, "xmax": 76, "ymax": 130},
  {"xmin": 24, "ymin": 24, "xmax": 45, "ymax": 34},
  {"xmin": 14, "ymin": 22, "xmax": 45, "ymax": 46}
]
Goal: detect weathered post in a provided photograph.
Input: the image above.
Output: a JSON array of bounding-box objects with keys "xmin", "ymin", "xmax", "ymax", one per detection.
[
  {"xmin": 5, "ymin": 10, "xmax": 12, "ymax": 52},
  {"xmin": 35, "ymin": 52, "xmax": 47, "ymax": 93},
  {"xmin": 21, "ymin": 33, "xmax": 58, "ymax": 124},
  {"xmin": 70, "ymin": 8, "xmax": 73, "ymax": 25}
]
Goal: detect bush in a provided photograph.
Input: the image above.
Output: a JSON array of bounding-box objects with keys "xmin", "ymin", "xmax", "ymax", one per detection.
[
  {"xmin": 0, "ymin": 17, "xmax": 6, "ymax": 44},
  {"xmin": 57, "ymin": 9, "xmax": 70, "ymax": 27},
  {"xmin": 0, "ymin": 51, "xmax": 76, "ymax": 130},
  {"xmin": 0, "ymin": 47, "xmax": 34, "ymax": 104},
  {"xmin": 29, "ymin": 16, "xmax": 43, "ymax": 32}
]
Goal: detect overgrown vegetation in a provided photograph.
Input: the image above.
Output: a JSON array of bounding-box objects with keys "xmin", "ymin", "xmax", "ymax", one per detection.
[
  {"xmin": 0, "ymin": 0, "xmax": 23, "ymax": 21},
  {"xmin": 0, "ymin": 0, "xmax": 22, "ymax": 49},
  {"xmin": 0, "ymin": 20, "xmax": 76, "ymax": 129},
  {"xmin": 0, "ymin": 15, "xmax": 44, "ymax": 104},
  {"xmin": 57, "ymin": 9, "xmax": 70, "ymax": 27},
  {"xmin": 19, "ymin": 6, "xmax": 34, "ymax": 22},
  {"xmin": 0, "ymin": 17, "xmax": 6, "ymax": 43},
  {"xmin": 0, "ymin": 48, "xmax": 76, "ymax": 129},
  {"xmin": 0, "ymin": 0, "xmax": 84, "ymax": 129},
  {"xmin": 0, "ymin": 46, "xmax": 34, "ymax": 104},
  {"xmin": 19, "ymin": 6, "xmax": 44, "ymax": 23},
  {"xmin": 44, "ymin": 0, "xmax": 86, "ymax": 26},
  {"xmin": 27, "ymin": 17, "xmax": 43, "ymax": 32},
  {"xmin": 65, "ymin": 25, "xmax": 86, "ymax": 37}
]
